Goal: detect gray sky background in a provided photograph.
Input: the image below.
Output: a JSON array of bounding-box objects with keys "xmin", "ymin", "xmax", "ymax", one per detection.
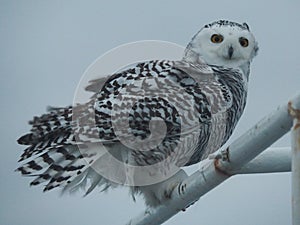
[{"xmin": 1, "ymin": 1, "xmax": 300, "ymax": 224}]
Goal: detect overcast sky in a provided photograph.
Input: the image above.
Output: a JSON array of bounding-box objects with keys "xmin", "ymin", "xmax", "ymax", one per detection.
[{"xmin": 1, "ymin": 1, "xmax": 300, "ymax": 225}]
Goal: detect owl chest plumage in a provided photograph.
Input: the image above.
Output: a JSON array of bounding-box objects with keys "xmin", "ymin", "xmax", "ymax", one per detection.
[{"xmin": 91, "ymin": 60, "xmax": 248, "ymax": 167}]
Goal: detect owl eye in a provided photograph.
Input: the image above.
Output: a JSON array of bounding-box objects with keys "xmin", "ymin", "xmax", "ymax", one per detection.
[
  {"xmin": 211, "ymin": 34, "xmax": 224, "ymax": 43},
  {"xmin": 239, "ymin": 37, "xmax": 249, "ymax": 47}
]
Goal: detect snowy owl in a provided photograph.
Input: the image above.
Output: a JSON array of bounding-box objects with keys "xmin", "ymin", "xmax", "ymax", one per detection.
[{"xmin": 17, "ymin": 20, "xmax": 258, "ymax": 207}]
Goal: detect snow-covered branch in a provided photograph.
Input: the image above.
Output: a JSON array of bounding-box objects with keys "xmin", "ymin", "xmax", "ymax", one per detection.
[{"xmin": 126, "ymin": 93, "xmax": 300, "ymax": 225}]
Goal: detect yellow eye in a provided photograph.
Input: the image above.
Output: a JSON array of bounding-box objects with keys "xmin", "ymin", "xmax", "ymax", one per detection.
[
  {"xmin": 239, "ymin": 37, "xmax": 249, "ymax": 47},
  {"xmin": 211, "ymin": 34, "xmax": 224, "ymax": 43}
]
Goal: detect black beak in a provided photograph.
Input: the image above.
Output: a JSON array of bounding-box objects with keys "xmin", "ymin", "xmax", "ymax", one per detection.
[{"xmin": 228, "ymin": 46, "xmax": 234, "ymax": 59}]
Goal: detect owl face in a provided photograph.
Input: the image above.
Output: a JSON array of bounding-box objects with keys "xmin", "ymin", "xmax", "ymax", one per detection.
[{"xmin": 188, "ymin": 21, "xmax": 258, "ymax": 68}]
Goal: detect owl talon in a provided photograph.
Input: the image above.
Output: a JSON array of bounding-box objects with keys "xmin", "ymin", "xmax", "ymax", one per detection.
[{"xmin": 208, "ymin": 147, "xmax": 230, "ymax": 162}]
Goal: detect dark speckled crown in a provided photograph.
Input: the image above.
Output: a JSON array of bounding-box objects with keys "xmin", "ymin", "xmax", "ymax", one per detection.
[{"xmin": 204, "ymin": 20, "xmax": 250, "ymax": 31}]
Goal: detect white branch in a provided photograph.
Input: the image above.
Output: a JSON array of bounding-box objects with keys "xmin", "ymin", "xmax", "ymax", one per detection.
[
  {"xmin": 126, "ymin": 93, "xmax": 300, "ymax": 225},
  {"xmin": 289, "ymin": 104, "xmax": 300, "ymax": 225},
  {"xmin": 235, "ymin": 147, "xmax": 291, "ymax": 174}
]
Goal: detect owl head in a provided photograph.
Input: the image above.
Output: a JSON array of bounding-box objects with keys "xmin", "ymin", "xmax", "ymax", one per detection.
[{"xmin": 184, "ymin": 20, "xmax": 259, "ymax": 70}]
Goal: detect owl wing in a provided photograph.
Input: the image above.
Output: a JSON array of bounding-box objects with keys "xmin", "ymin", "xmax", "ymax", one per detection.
[{"xmin": 16, "ymin": 59, "xmax": 234, "ymax": 193}]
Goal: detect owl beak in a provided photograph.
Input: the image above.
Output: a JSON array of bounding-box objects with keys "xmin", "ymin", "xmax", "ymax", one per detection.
[{"xmin": 228, "ymin": 46, "xmax": 234, "ymax": 59}]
